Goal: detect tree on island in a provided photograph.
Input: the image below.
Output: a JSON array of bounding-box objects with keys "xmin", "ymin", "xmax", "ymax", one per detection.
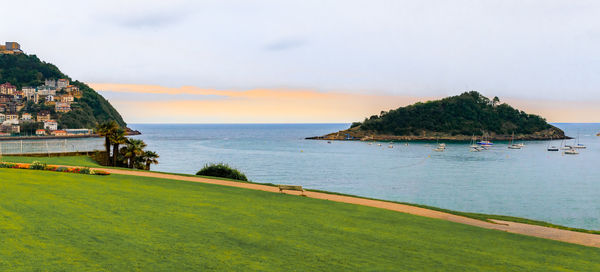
[
  {"xmin": 492, "ymin": 96, "xmax": 500, "ymax": 107},
  {"xmin": 355, "ymin": 91, "xmax": 553, "ymax": 136}
]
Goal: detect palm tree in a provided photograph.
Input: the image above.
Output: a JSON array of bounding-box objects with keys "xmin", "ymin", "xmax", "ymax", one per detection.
[
  {"xmin": 96, "ymin": 121, "xmax": 119, "ymax": 165},
  {"xmin": 108, "ymin": 128, "xmax": 127, "ymax": 167},
  {"xmin": 121, "ymin": 139, "xmax": 147, "ymax": 168},
  {"xmin": 140, "ymin": 150, "xmax": 159, "ymax": 170}
]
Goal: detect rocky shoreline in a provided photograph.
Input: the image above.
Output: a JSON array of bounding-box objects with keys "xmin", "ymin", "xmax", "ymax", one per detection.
[{"xmin": 307, "ymin": 127, "xmax": 571, "ymax": 142}]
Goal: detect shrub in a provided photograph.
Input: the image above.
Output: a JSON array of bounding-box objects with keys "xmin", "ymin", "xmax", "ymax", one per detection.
[
  {"xmin": 56, "ymin": 167, "xmax": 69, "ymax": 172},
  {"xmin": 0, "ymin": 162, "xmax": 16, "ymax": 168},
  {"xmin": 94, "ymin": 170, "xmax": 110, "ymax": 175},
  {"xmin": 30, "ymin": 161, "xmax": 47, "ymax": 170},
  {"xmin": 79, "ymin": 167, "xmax": 91, "ymax": 175},
  {"xmin": 196, "ymin": 163, "xmax": 248, "ymax": 181}
]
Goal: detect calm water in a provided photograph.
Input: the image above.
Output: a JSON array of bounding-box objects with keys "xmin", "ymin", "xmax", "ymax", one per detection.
[{"xmin": 128, "ymin": 123, "xmax": 600, "ymax": 230}]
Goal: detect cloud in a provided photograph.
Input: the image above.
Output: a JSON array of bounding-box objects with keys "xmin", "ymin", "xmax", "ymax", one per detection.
[
  {"xmin": 5, "ymin": 0, "xmax": 600, "ymax": 114},
  {"xmin": 115, "ymin": 13, "xmax": 186, "ymax": 29},
  {"xmin": 264, "ymin": 39, "xmax": 307, "ymax": 51}
]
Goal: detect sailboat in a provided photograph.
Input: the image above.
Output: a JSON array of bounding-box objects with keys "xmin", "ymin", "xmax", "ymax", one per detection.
[
  {"xmin": 470, "ymin": 135, "xmax": 483, "ymax": 152},
  {"xmin": 508, "ymin": 132, "xmax": 521, "ymax": 149},
  {"xmin": 546, "ymin": 136, "xmax": 559, "ymax": 151},
  {"xmin": 433, "ymin": 137, "xmax": 446, "ymax": 152},
  {"xmin": 572, "ymin": 132, "xmax": 586, "ymax": 149},
  {"xmin": 433, "ymin": 145, "xmax": 445, "ymax": 152},
  {"xmin": 560, "ymin": 139, "xmax": 571, "ymax": 150}
]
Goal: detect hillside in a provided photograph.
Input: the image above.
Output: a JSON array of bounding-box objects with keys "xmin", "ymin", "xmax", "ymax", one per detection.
[
  {"xmin": 311, "ymin": 91, "xmax": 566, "ymax": 141},
  {"xmin": 0, "ymin": 53, "xmax": 125, "ymax": 129}
]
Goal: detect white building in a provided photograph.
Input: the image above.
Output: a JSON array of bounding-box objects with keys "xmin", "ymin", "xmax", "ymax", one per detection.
[
  {"xmin": 6, "ymin": 113, "xmax": 18, "ymax": 121},
  {"xmin": 57, "ymin": 79, "xmax": 69, "ymax": 89},
  {"xmin": 55, "ymin": 102, "xmax": 71, "ymax": 112},
  {"xmin": 45, "ymin": 79, "xmax": 57, "ymax": 88},
  {"xmin": 2, "ymin": 118, "xmax": 19, "ymax": 126},
  {"xmin": 46, "ymin": 95, "xmax": 55, "ymax": 102},
  {"xmin": 37, "ymin": 86, "xmax": 56, "ymax": 96},
  {"xmin": 22, "ymin": 87, "xmax": 36, "ymax": 98},
  {"xmin": 61, "ymin": 95, "xmax": 74, "ymax": 103},
  {"xmin": 44, "ymin": 120, "xmax": 58, "ymax": 131},
  {"xmin": 65, "ymin": 129, "xmax": 93, "ymax": 135},
  {"xmin": 21, "ymin": 113, "xmax": 32, "ymax": 121}
]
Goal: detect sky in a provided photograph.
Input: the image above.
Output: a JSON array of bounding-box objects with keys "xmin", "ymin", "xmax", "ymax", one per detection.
[{"xmin": 3, "ymin": 0, "xmax": 600, "ymax": 123}]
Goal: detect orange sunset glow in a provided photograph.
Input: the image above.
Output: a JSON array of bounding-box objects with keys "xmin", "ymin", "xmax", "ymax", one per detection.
[{"xmin": 90, "ymin": 83, "xmax": 600, "ymax": 123}]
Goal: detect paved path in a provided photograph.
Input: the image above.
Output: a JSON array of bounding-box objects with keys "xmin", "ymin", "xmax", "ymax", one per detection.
[{"xmin": 81, "ymin": 167, "xmax": 596, "ymax": 248}]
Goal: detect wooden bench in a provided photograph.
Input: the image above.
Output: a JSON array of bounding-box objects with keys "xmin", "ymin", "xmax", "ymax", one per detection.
[{"xmin": 278, "ymin": 185, "xmax": 305, "ymax": 196}]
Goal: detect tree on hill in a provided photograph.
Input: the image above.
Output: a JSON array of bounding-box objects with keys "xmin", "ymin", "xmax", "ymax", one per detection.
[
  {"xmin": 0, "ymin": 53, "xmax": 126, "ymax": 128},
  {"xmin": 356, "ymin": 91, "xmax": 553, "ymax": 136}
]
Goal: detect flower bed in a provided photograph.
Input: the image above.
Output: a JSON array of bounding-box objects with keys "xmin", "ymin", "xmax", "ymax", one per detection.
[{"xmin": 0, "ymin": 161, "xmax": 109, "ymax": 176}]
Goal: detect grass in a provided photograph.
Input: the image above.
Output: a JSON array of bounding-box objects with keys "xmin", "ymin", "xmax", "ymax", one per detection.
[
  {"xmin": 0, "ymin": 168, "xmax": 599, "ymax": 271},
  {"xmin": 306, "ymin": 189, "xmax": 600, "ymax": 235},
  {"xmin": 2, "ymin": 155, "xmax": 600, "ymax": 236}
]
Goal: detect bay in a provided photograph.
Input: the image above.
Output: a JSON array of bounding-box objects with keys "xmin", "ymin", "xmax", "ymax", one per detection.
[{"xmin": 129, "ymin": 123, "xmax": 600, "ymax": 230}]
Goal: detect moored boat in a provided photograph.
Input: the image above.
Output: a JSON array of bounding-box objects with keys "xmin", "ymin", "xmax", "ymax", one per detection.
[
  {"xmin": 564, "ymin": 148, "xmax": 579, "ymax": 155},
  {"xmin": 508, "ymin": 132, "xmax": 521, "ymax": 149},
  {"xmin": 572, "ymin": 131, "xmax": 586, "ymax": 149}
]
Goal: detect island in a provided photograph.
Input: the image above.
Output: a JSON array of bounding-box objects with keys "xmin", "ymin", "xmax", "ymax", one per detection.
[
  {"xmin": 308, "ymin": 91, "xmax": 567, "ymax": 141},
  {"xmin": 0, "ymin": 41, "xmax": 132, "ymax": 138}
]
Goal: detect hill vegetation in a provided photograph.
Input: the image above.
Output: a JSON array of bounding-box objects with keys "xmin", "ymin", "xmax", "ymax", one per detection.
[
  {"xmin": 314, "ymin": 91, "xmax": 565, "ymax": 141},
  {"xmin": 0, "ymin": 53, "xmax": 126, "ymax": 128}
]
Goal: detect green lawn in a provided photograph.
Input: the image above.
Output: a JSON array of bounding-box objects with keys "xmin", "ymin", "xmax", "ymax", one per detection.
[
  {"xmin": 0, "ymin": 155, "xmax": 100, "ymax": 167},
  {"xmin": 2, "ymin": 155, "xmax": 600, "ymax": 235},
  {"xmin": 0, "ymin": 169, "xmax": 599, "ymax": 271}
]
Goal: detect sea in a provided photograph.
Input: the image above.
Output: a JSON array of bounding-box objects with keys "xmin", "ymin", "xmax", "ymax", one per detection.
[{"xmin": 127, "ymin": 123, "xmax": 598, "ymax": 230}]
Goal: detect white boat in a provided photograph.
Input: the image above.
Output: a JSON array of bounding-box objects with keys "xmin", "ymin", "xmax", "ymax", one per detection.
[
  {"xmin": 564, "ymin": 148, "xmax": 579, "ymax": 155},
  {"xmin": 469, "ymin": 135, "xmax": 482, "ymax": 151},
  {"xmin": 388, "ymin": 145, "xmax": 394, "ymax": 148},
  {"xmin": 508, "ymin": 132, "xmax": 521, "ymax": 149},
  {"xmin": 327, "ymin": 141, "xmax": 332, "ymax": 144},
  {"xmin": 546, "ymin": 136, "xmax": 558, "ymax": 151},
  {"xmin": 377, "ymin": 143, "xmax": 382, "ymax": 146},
  {"xmin": 433, "ymin": 142, "xmax": 446, "ymax": 152},
  {"xmin": 572, "ymin": 132, "xmax": 586, "ymax": 149}
]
